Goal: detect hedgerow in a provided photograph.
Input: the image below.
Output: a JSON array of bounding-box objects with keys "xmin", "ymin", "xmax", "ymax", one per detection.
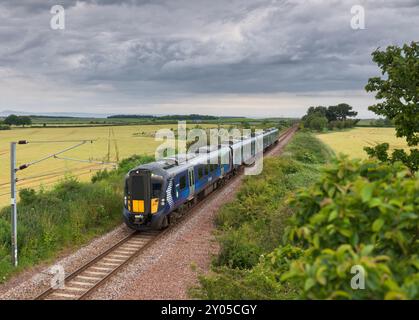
[
  {"xmin": 282, "ymin": 158, "xmax": 418, "ymax": 299},
  {"xmin": 195, "ymin": 134, "xmax": 418, "ymax": 300},
  {"xmin": 192, "ymin": 132, "xmax": 333, "ymax": 298}
]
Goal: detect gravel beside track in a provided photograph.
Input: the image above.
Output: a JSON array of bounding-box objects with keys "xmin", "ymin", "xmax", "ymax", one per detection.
[
  {"xmin": 0, "ymin": 225, "xmax": 133, "ymax": 299},
  {"xmin": 0, "ymin": 126, "xmax": 297, "ymax": 300},
  {"xmin": 91, "ymin": 126, "xmax": 297, "ymax": 300}
]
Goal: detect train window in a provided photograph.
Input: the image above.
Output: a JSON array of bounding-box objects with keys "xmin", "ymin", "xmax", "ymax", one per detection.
[
  {"xmin": 198, "ymin": 166, "xmax": 204, "ymax": 179},
  {"xmin": 179, "ymin": 175, "xmax": 187, "ymax": 190},
  {"xmin": 151, "ymin": 182, "xmax": 162, "ymax": 198},
  {"xmin": 130, "ymin": 175, "xmax": 146, "ymax": 199}
]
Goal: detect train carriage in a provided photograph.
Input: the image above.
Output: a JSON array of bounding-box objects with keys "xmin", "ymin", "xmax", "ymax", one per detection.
[{"xmin": 123, "ymin": 127, "xmax": 279, "ymax": 230}]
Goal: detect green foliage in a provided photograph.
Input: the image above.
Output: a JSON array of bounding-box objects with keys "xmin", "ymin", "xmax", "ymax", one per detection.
[
  {"xmin": 282, "ymin": 158, "xmax": 419, "ymax": 299},
  {"xmin": 308, "ymin": 116, "xmax": 328, "ymax": 132},
  {"xmin": 365, "ymin": 42, "xmax": 418, "ymax": 147},
  {"xmin": 364, "ymin": 143, "xmax": 418, "ymax": 172},
  {"xmin": 0, "ymin": 154, "xmax": 152, "ymax": 282},
  {"xmin": 91, "ymin": 154, "xmax": 154, "ymax": 183},
  {"xmin": 328, "ymin": 104, "xmax": 358, "ymax": 121},
  {"xmin": 367, "ymin": 118, "xmax": 394, "ymax": 128},
  {"xmin": 288, "ymin": 158, "xmax": 418, "ymax": 255},
  {"xmin": 196, "ymin": 134, "xmax": 418, "ymax": 300},
  {"xmin": 4, "ymin": 114, "xmax": 32, "ymax": 127},
  {"xmin": 4, "ymin": 114, "xmax": 19, "ymax": 125},
  {"xmin": 302, "ymin": 105, "xmax": 358, "ymax": 131},
  {"xmin": 195, "ymin": 132, "xmax": 332, "ymax": 299},
  {"xmin": 364, "ymin": 42, "xmax": 418, "ymax": 173},
  {"xmin": 0, "ymin": 124, "xmax": 11, "ymax": 130}
]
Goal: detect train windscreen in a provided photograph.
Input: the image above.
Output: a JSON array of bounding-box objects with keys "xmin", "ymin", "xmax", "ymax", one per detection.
[{"xmin": 130, "ymin": 174, "xmax": 147, "ymax": 200}]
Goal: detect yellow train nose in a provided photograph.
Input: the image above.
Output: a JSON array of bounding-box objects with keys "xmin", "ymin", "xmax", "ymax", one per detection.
[
  {"xmin": 151, "ymin": 198, "xmax": 159, "ymax": 214},
  {"xmin": 130, "ymin": 199, "xmax": 159, "ymax": 214},
  {"xmin": 131, "ymin": 200, "xmax": 145, "ymax": 213}
]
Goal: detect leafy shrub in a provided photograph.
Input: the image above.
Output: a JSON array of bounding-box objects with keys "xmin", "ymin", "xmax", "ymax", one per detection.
[
  {"xmin": 197, "ymin": 137, "xmax": 418, "ymax": 300},
  {"xmin": 365, "ymin": 143, "xmax": 418, "ymax": 172},
  {"xmin": 308, "ymin": 116, "xmax": 328, "ymax": 132},
  {"xmin": 19, "ymin": 188, "xmax": 37, "ymax": 205},
  {"xmin": 0, "ymin": 124, "xmax": 11, "ymax": 130},
  {"xmin": 195, "ymin": 132, "xmax": 332, "ymax": 298},
  {"xmin": 282, "ymin": 157, "xmax": 419, "ymax": 299},
  {"xmin": 91, "ymin": 154, "xmax": 154, "ymax": 183},
  {"xmin": 0, "ymin": 154, "xmax": 153, "ymax": 282}
]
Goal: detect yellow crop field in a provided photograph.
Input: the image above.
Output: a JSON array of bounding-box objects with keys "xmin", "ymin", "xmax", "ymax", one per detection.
[
  {"xmin": 316, "ymin": 127, "xmax": 410, "ymax": 159},
  {"xmin": 0, "ymin": 124, "xmax": 219, "ymax": 208}
]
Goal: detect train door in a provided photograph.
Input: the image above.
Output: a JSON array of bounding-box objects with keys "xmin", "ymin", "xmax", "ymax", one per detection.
[
  {"xmin": 188, "ymin": 167, "xmax": 195, "ymax": 199},
  {"xmin": 174, "ymin": 173, "xmax": 189, "ymax": 206}
]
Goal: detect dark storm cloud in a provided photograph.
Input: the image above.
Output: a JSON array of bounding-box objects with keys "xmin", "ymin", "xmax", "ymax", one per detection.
[{"xmin": 0, "ymin": 0, "xmax": 418, "ymax": 116}]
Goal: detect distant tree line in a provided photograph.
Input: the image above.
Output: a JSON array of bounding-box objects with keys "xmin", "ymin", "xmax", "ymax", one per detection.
[
  {"xmin": 302, "ymin": 103, "xmax": 359, "ymax": 131},
  {"xmin": 3, "ymin": 114, "xmax": 32, "ymax": 127},
  {"xmin": 108, "ymin": 114, "xmax": 220, "ymax": 121},
  {"xmin": 366, "ymin": 118, "xmax": 394, "ymax": 127},
  {"xmin": 0, "ymin": 121, "xmax": 11, "ymax": 130}
]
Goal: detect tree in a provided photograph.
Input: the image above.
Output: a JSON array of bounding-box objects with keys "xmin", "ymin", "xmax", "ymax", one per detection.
[
  {"xmin": 364, "ymin": 42, "xmax": 418, "ymax": 171},
  {"xmin": 306, "ymin": 106, "xmax": 328, "ymax": 117},
  {"xmin": 4, "ymin": 114, "xmax": 32, "ymax": 127},
  {"xmin": 17, "ymin": 116, "xmax": 32, "ymax": 127},
  {"xmin": 328, "ymin": 103, "xmax": 358, "ymax": 121},
  {"xmin": 4, "ymin": 114, "xmax": 19, "ymax": 125},
  {"xmin": 302, "ymin": 104, "xmax": 358, "ymax": 131},
  {"xmin": 308, "ymin": 116, "xmax": 328, "ymax": 132},
  {"xmin": 365, "ymin": 41, "xmax": 418, "ymax": 146}
]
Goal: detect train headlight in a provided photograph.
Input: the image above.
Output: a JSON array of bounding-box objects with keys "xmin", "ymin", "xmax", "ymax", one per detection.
[{"xmin": 161, "ymin": 198, "xmax": 165, "ymax": 206}]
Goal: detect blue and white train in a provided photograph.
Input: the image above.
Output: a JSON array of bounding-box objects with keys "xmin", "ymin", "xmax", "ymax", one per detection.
[{"xmin": 123, "ymin": 128, "xmax": 279, "ymax": 230}]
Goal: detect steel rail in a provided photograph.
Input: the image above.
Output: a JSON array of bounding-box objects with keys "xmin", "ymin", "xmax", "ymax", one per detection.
[{"xmin": 34, "ymin": 125, "xmax": 298, "ymax": 300}]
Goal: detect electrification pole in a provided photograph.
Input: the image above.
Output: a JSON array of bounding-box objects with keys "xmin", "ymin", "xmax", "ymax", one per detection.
[
  {"xmin": 7, "ymin": 138, "xmax": 103, "ymax": 267},
  {"xmin": 10, "ymin": 142, "xmax": 18, "ymax": 267}
]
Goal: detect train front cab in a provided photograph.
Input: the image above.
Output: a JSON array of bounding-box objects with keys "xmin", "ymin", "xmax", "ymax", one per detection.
[{"xmin": 123, "ymin": 168, "xmax": 168, "ymax": 230}]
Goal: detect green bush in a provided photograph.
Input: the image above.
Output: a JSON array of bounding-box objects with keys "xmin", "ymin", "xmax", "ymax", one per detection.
[
  {"xmin": 308, "ymin": 116, "xmax": 328, "ymax": 132},
  {"xmin": 195, "ymin": 132, "xmax": 332, "ymax": 298},
  {"xmin": 91, "ymin": 154, "xmax": 154, "ymax": 183},
  {"xmin": 196, "ymin": 135, "xmax": 418, "ymax": 300},
  {"xmin": 0, "ymin": 154, "xmax": 153, "ymax": 282},
  {"xmin": 288, "ymin": 158, "xmax": 418, "ymax": 255},
  {"xmin": 0, "ymin": 124, "xmax": 11, "ymax": 130},
  {"xmin": 282, "ymin": 157, "xmax": 419, "ymax": 299}
]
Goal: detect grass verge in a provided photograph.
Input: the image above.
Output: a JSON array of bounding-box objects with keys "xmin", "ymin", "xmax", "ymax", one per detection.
[
  {"xmin": 191, "ymin": 132, "xmax": 333, "ymax": 299},
  {"xmin": 0, "ymin": 155, "xmax": 152, "ymax": 283}
]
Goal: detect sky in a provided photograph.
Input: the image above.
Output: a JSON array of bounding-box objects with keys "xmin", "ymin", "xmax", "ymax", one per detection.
[{"xmin": 0, "ymin": 0, "xmax": 417, "ymax": 118}]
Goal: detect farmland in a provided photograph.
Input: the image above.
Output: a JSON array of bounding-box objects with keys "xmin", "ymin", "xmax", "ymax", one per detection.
[
  {"xmin": 0, "ymin": 124, "xmax": 220, "ymax": 208},
  {"xmin": 316, "ymin": 127, "xmax": 410, "ymax": 159}
]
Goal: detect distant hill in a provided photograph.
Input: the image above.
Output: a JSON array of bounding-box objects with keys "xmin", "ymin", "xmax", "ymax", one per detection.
[
  {"xmin": 0, "ymin": 110, "xmax": 109, "ymax": 118},
  {"xmin": 107, "ymin": 114, "xmax": 231, "ymax": 120}
]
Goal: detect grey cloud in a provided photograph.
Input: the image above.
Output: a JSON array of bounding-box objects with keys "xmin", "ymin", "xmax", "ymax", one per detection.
[{"xmin": 0, "ymin": 0, "xmax": 418, "ymax": 116}]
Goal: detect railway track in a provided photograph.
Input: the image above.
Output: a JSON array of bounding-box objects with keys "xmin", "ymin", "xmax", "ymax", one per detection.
[
  {"xmin": 35, "ymin": 230, "xmax": 162, "ymax": 300},
  {"xmin": 34, "ymin": 125, "xmax": 298, "ymax": 300}
]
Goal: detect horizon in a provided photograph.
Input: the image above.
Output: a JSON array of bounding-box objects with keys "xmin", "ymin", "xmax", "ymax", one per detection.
[{"xmin": 0, "ymin": 109, "xmax": 382, "ymax": 120}]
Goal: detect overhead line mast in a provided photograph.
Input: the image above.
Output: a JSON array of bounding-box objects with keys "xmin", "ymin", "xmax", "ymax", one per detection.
[{"xmin": 9, "ymin": 138, "xmax": 110, "ymax": 267}]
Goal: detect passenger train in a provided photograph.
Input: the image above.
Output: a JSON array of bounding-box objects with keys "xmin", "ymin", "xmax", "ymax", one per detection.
[{"xmin": 123, "ymin": 127, "xmax": 279, "ymax": 230}]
